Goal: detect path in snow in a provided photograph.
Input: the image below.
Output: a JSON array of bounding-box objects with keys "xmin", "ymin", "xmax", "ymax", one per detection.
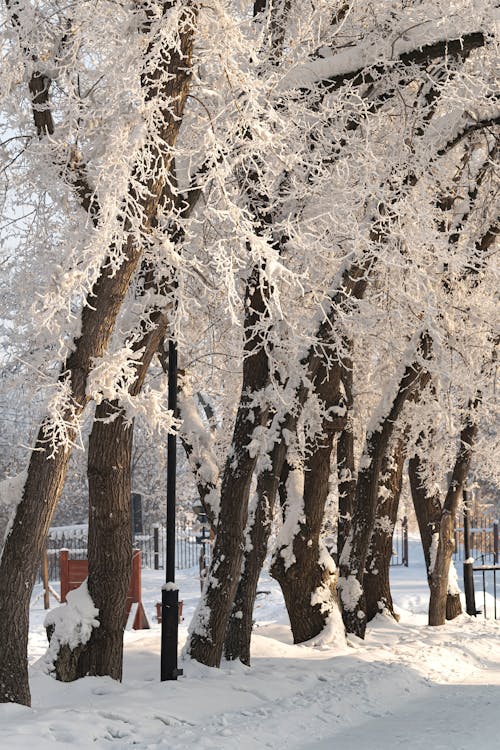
[{"xmin": 0, "ymin": 538, "xmax": 498, "ymax": 749}]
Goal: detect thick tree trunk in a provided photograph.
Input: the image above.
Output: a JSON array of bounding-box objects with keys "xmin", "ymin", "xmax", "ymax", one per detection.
[
  {"xmin": 267, "ymin": 265, "xmax": 371, "ymax": 644},
  {"xmin": 338, "ymin": 333, "xmax": 431, "ymax": 638},
  {"xmin": 270, "ymin": 362, "xmax": 343, "ymax": 643},
  {"xmin": 85, "ymin": 405, "xmax": 134, "ymax": 679},
  {"xmin": 364, "ymin": 437, "xmax": 405, "ymax": 622},
  {"xmin": 224, "ymin": 438, "xmax": 286, "ymax": 664},
  {"xmin": 428, "ymin": 402, "xmax": 478, "ymax": 626},
  {"xmin": 51, "ymin": 223, "xmax": 182, "ymax": 681},
  {"xmin": 52, "ymin": 404, "xmax": 134, "ymax": 681},
  {"xmin": 0, "ymin": 245, "xmax": 141, "ymax": 705},
  {"xmin": 408, "ymin": 450, "xmax": 462, "ymax": 620},
  {"xmin": 0, "ymin": 2, "xmax": 197, "ymax": 705}
]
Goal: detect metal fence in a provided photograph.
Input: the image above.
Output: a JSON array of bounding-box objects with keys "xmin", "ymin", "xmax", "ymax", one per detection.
[
  {"xmin": 38, "ymin": 522, "xmax": 212, "ymax": 584},
  {"xmin": 40, "ymin": 516, "xmax": 409, "ymax": 586},
  {"xmin": 471, "ymin": 555, "xmax": 499, "ymax": 620},
  {"xmin": 390, "ymin": 517, "xmax": 409, "ymax": 567},
  {"xmin": 453, "ymin": 513, "xmax": 499, "ymax": 562},
  {"xmin": 459, "ymin": 511, "xmax": 499, "ymax": 621},
  {"xmin": 133, "ymin": 524, "xmax": 211, "ymax": 572}
]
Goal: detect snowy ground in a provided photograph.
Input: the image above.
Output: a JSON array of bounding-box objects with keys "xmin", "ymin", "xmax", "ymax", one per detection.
[{"xmin": 1, "ymin": 539, "xmax": 499, "ymax": 749}]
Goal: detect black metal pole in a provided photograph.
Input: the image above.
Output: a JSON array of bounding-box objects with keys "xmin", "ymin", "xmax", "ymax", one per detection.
[
  {"xmin": 161, "ymin": 338, "xmax": 183, "ymax": 681},
  {"xmin": 463, "ymin": 489, "xmax": 471, "ymax": 561},
  {"xmin": 462, "ymin": 489, "xmax": 477, "ymax": 616}
]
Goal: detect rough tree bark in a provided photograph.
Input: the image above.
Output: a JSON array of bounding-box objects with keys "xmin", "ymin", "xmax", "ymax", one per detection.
[
  {"xmin": 51, "ymin": 404, "xmax": 134, "ymax": 683},
  {"xmin": 364, "ymin": 437, "xmax": 405, "ymax": 622},
  {"xmin": 187, "ymin": 260, "xmax": 272, "ymax": 666},
  {"xmin": 408, "ymin": 448, "xmax": 462, "ymax": 621},
  {"xmin": 270, "ymin": 362, "xmax": 344, "ymax": 643},
  {"xmin": 338, "ymin": 332, "xmax": 432, "ymax": 638},
  {"xmin": 224, "ymin": 437, "xmax": 287, "ymax": 664},
  {"xmin": 0, "ymin": 0, "xmax": 198, "ymax": 704},
  {"xmin": 428, "ymin": 400, "xmax": 479, "ymax": 626},
  {"xmin": 0, "ymin": 239, "xmax": 142, "ymax": 705}
]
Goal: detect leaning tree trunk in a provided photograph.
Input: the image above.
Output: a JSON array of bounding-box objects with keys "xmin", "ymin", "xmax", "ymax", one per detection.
[
  {"xmin": 408, "ymin": 448, "xmax": 461, "ymax": 621},
  {"xmin": 187, "ymin": 265, "xmax": 271, "ymax": 667},
  {"xmin": 270, "ymin": 361, "xmax": 344, "ymax": 644},
  {"xmin": 338, "ymin": 332, "xmax": 431, "ymax": 638},
  {"xmin": 428, "ymin": 400, "xmax": 479, "ymax": 626},
  {"xmin": 51, "ymin": 297, "xmax": 172, "ymax": 681},
  {"xmin": 0, "ymin": 1, "xmax": 198, "ymax": 705},
  {"xmin": 364, "ymin": 436, "xmax": 405, "ymax": 622},
  {"xmin": 224, "ymin": 437, "xmax": 286, "ymax": 664},
  {"xmin": 268, "ymin": 263, "xmax": 371, "ymax": 644},
  {"xmin": 0, "ymin": 241, "xmax": 142, "ymax": 705}
]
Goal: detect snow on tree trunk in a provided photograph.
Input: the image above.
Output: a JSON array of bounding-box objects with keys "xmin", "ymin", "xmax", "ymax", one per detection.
[
  {"xmin": 187, "ymin": 266, "xmax": 272, "ymax": 667},
  {"xmin": 408, "ymin": 448, "xmax": 462, "ymax": 621},
  {"xmin": 224, "ymin": 439, "xmax": 285, "ymax": 664},
  {"xmin": 43, "ymin": 581, "xmax": 99, "ymax": 681},
  {"xmin": 339, "ymin": 333, "xmax": 432, "ymax": 638},
  {"xmin": 337, "ymin": 346, "xmax": 356, "ymax": 563},
  {"xmin": 364, "ymin": 436, "xmax": 405, "ymax": 623},
  {"xmin": 271, "ymin": 359, "xmax": 345, "ymax": 644},
  {"xmin": 0, "ymin": 2, "xmax": 198, "ymax": 705},
  {"xmin": 429, "ymin": 401, "xmax": 479, "ymax": 626}
]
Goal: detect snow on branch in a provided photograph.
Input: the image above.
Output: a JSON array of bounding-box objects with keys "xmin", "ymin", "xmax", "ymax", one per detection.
[{"xmin": 283, "ymin": 25, "xmax": 488, "ymax": 93}]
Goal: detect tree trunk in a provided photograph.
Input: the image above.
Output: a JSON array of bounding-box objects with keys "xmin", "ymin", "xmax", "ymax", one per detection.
[
  {"xmin": 224, "ymin": 438, "xmax": 286, "ymax": 664},
  {"xmin": 408, "ymin": 450, "xmax": 462, "ymax": 620},
  {"xmin": 428, "ymin": 511, "xmax": 457, "ymax": 626},
  {"xmin": 0, "ymin": 2, "xmax": 197, "ymax": 705},
  {"xmin": 51, "ymin": 404, "xmax": 134, "ymax": 681},
  {"xmin": 270, "ymin": 361, "xmax": 343, "ymax": 644},
  {"xmin": 364, "ymin": 437, "xmax": 405, "ymax": 622},
  {"xmin": 339, "ymin": 332, "xmax": 431, "ymax": 638},
  {"xmin": 85, "ymin": 404, "xmax": 134, "ymax": 679},
  {"xmin": 428, "ymin": 401, "xmax": 479, "ymax": 626},
  {"xmin": 188, "ymin": 266, "xmax": 271, "ymax": 666},
  {"xmin": 0, "ymin": 246, "xmax": 141, "ymax": 705}
]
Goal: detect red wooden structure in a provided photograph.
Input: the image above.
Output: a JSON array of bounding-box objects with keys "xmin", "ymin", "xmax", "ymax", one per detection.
[{"xmin": 59, "ymin": 548, "xmax": 149, "ymax": 629}]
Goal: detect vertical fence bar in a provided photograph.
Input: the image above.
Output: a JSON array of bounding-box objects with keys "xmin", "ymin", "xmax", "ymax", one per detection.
[
  {"xmin": 494, "ymin": 520, "xmax": 499, "ymax": 564},
  {"xmin": 482, "ymin": 569, "xmax": 486, "ymax": 617},
  {"xmin": 494, "ymin": 568, "xmax": 497, "ymax": 620}
]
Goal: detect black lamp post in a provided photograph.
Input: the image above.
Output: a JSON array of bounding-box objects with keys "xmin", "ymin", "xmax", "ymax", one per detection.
[
  {"xmin": 462, "ymin": 488, "xmax": 477, "ymax": 617},
  {"xmin": 161, "ymin": 337, "xmax": 183, "ymax": 680}
]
